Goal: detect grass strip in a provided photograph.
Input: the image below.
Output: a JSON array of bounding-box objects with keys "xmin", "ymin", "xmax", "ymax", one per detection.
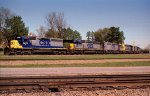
[
  {"xmin": 0, "ymin": 54, "xmax": 150, "ymax": 60},
  {"xmin": 0, "ymin": 61, "xmax": 150, "ymax": 68}
]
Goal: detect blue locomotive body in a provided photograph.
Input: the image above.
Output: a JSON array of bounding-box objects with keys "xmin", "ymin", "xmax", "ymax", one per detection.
[{"xmin": 16, "ymin": 36, "xmax": 63, "ymax": 49}]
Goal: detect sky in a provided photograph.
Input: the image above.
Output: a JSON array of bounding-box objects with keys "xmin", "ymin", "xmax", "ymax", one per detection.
[{"xmin": 0, "ymin": 0, "xmax": 150, "ymax": 48}]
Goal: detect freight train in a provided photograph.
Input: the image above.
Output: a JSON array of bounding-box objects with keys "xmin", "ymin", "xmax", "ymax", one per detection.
[{"xmin": 4, "ymin": 36, "xmax": 141, "ymax": 55}]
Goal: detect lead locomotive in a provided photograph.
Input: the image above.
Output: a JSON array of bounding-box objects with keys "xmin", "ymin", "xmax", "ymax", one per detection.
[{"xmin": 4, "ymin": 36, "xmax": 141, "ymax": 55}]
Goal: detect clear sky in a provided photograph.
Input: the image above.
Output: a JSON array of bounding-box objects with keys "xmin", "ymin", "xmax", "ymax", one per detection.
[{"xmin": 0, "ymin": 0, "xmax": 150, "ymax": 48}]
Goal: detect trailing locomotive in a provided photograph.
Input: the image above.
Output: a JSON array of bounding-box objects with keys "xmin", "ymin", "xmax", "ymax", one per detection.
[{"xmin": 4, "ymin": 36, "xmax": 141, "ymax": 55}]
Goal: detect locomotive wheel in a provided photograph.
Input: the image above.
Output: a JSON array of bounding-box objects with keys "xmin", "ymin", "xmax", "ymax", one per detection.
[
  {"xmin": 4, "ymin": 48, "xmax": 10, "ymax": 55},
  {"xmin": 10, "ymin": 49, "xmax": 16, "ymax": 55},
  {"xmin": 21, "ymin": 51, "xmax": 25, "ymax": 55},
  {"xmin": 52, "ymin": 51, "xmax": 59, "ymax": 55},
  {"xmin": 60, "ymin": 51, "xmax": 66, "ymax": 55},
  {"xmin": 5, "ymin": 50, "xmax": 11, "ymax": 55},
  {"xmin": 22, "ymin": 50, "xmax": 28, "ymax": 55},
  {"xmin": 27, "ymin": 50, "xmax": 32, "ymax": 55},
  {"xmin": 20, "ymin": 51, "xmax": 24, "ymax": 55}
]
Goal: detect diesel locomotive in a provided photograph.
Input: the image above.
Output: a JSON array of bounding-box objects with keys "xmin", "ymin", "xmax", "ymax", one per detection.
[{"xmin": 4, "ymin": 36, "xmax": 141, "ymax": 55}]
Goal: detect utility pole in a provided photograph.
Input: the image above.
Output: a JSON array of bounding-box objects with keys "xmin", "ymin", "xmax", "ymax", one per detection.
[
  {"xmin": 133, "ymin": 42, "xmax": 135, "ymax": 53},
  {"xmin": 149, "ymin": 44, "xmax": 150, "ymax": 54}
]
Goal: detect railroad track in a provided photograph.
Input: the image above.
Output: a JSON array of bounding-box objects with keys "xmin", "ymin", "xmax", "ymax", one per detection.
[
  {"xmin": 0, "ymin": 74, "xmax": 150, "ymax": 93},
  {"xmin": 0, "ymin": 58, "xmax": 150, "ymax": 61}
]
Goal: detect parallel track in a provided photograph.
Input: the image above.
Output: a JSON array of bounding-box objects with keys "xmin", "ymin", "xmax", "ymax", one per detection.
[
  {"xmin": 1, "ymin": 58, "xmax": 150, "ymax": 61},
  {"xmin": 0, "ymin": 74, "xmax": 150, "ymax": 93}
]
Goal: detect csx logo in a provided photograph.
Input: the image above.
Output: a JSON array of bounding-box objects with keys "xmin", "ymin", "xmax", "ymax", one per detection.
[
  {"xmin": 39, "ymin": 40, "xmax": 50, "ymax": 46},
  {"xmin": 87, "ymin": 44, "xmax": 93, "ymax": 48}
]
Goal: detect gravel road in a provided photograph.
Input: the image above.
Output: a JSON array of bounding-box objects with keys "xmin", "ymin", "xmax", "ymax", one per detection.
[
  {"xmin": 0, "ymin": 59, "xmax": 150, "ymax": 65},
  {"xmin": 1, "ymin": 67, "xmax": 150, "ymax": 77},
  {"xmin": 0, "ymin": 88, "xmax": 150, "ymax": 96}
]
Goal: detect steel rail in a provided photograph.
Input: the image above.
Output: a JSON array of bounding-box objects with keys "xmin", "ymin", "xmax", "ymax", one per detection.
[
  {"xmin": 0, "ymin": 74, "xmax": 150, "ymax": 93},
  {"xmin": 0, "ymin": 58, "xmax": 150, "ymax": 61}
]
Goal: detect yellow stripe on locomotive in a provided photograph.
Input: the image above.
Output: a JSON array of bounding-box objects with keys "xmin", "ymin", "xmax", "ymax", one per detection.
[{"xmin": 10, "ymin": 40, "xmax": 23, "ymax": 48}]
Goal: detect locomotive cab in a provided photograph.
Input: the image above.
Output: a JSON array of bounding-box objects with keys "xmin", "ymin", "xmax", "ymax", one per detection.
[
  {"xmin": 4, "ymin": 36, "xmax": 32, "ymax": 55},
  {"xmin": 16, "ymin": 36, "xmax": 32, "ymax": 48},
  {"xmin": 10, "ymin": 36, "xmax": 32, "ymax": 49}
]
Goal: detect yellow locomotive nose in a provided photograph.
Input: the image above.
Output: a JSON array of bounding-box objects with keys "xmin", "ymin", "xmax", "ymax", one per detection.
[
  {"xmin": 69, "ymin": 43, "xmax": 75, "ymax": 50},
  {"xmin": 120, "ymin": 43, "xmax": 125, "ymax": 51},
  {"xmin": 10, "ymin": 40, "xmax": 23, "ymax": 48}
]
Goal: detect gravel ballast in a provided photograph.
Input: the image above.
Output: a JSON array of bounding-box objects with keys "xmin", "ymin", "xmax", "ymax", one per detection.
[{"xmin": 0, "ymin": 88, "xmax": 150, "ymax": 96}]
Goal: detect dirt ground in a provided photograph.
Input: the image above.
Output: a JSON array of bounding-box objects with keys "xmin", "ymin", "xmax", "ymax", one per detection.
[{"xmin": 0, "ymin": 59, "xmax": 150, "ymax": 65}]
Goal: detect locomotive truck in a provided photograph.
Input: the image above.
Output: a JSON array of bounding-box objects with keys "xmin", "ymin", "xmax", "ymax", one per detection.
[{"xmin": 4, "ymin": 36, "xmax": 141, "ymax": 55}]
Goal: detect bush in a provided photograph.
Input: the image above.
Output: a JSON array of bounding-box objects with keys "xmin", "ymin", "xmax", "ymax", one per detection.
[{"xmin": 0, "ymin": 48, "xmax": 3, "ymax": 51}]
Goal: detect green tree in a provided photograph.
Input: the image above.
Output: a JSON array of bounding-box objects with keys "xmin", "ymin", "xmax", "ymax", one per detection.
[
  {"xmin": 63, "ymin": 28, "xmax": 81, "ymax": 40},
  {"xmin": 65, "ymin": 27, "xmax": 73, "ymax": 40},
  {"xmin": 45, "ymin": 29, "xmax": 58, "ymax": 38},
  {"xmin": 94, "ymin": 28, "xmax": 111, "ymax": 49},
  {"xmin": 5, "ymin": 16, "xmax": 28, "ymax": 47},
  {"xmin": 0, "ymin": 7, "xmax": 13, "ymax": 46},
  {"xmin": 45, "ymin": 27, "xmax": 81, "ymax": 40},
  {"xmin": 107, "ymin": 27, "xmax": 125, "ymax": 44},
  {"xmin": 86, "ymin": 31, "xmax": 91, "ymax": 42},
  {"xmin": 105, "ymin": 27, "xmax": 125, "ymax": 51},
  {"xmin": 73, "ymin": 30, "xmax": 82, "ymax": 40},
  {"xmin": 86, "ymin": 31, "xmax": 94, "ymax": 42}
]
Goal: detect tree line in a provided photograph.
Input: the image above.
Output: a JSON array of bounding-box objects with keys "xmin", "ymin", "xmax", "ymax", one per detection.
[
  {"xmin": 87, "ymin": 27, "xmax": 125, "ymax": 43},
  {"xmin": 0, "ymin": 7, "xmax": 125, "ymax": 48},
  {"xmin": 0, "ymin": 7, "xmax": 28, "ymax": 47},
  {"xmin": 86, "ymin": 27, "xmax": 125, "ymax": 50},
  {"xmin": 36, "ymin": 12, "xmax": 81, "ymax": 40}
]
